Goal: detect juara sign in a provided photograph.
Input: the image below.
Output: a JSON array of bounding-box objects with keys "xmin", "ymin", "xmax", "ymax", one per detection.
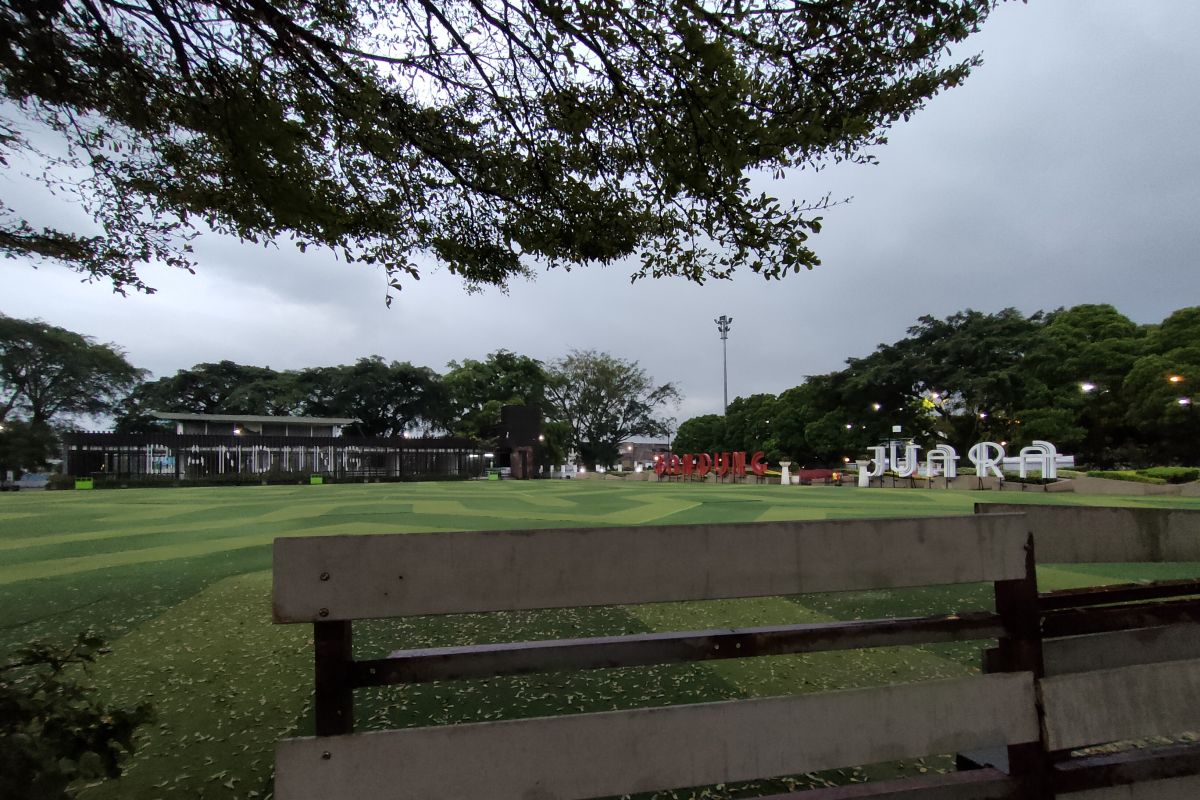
[
  {"xmin": 858, "ymin": 440, "xmax": 1069, "ymax": 482},
  {"xmin": 656, "ymin": 451, "xmax": 767, "ymax": 478}
]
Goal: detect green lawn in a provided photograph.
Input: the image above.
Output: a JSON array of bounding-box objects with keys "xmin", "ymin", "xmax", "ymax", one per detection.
[{"xmin": 2, "ymin": 481, "xmax": 1198, "ymax": 799}]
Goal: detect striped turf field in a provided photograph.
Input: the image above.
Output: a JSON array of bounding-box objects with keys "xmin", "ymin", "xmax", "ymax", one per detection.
[{"xmin": 2, "ymin": 481, "xmax": 1197, "ymax": 799}]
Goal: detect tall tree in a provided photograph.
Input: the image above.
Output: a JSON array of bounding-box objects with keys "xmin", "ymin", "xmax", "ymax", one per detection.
[
  {"xmin": 443, "ymin": 351, "xmax": 548, "ymax": 441},
  {"xmin": 296, "ymin": 357, "xmax": 448, "ymax": 437},
  {"xmin": 723, "ymin": 393, "xmax": 779, "ymax": 457},
  {"xmin": 546, "ymin": 350, "xmax": 678, "ymax": 468},
  {"xmin": 114, "ymin": 360, "xmax": 291, "ymax": 430},
  {"xmin": 2, "ymin": 0, "xmax": 998, "ymax": 296},
  {"xmin": 672, "ymin": 414, "xmax": 727, "ymax": 455},
  {"xmin": 0, "ymin": 314, "xmax": 143, "ymax": 425}
]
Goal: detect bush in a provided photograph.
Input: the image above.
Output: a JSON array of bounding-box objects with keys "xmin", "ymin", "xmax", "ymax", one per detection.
[
  {"xmin": 1085, "ymin": 470, "xmax": 1167, "ymax": 485},
  {"xmin": 1140, "ymin": 467, "xmax": 1200, "ymax": 484},
  {"xmin": 1, "ymin": 632, "xmax": 153, "ymax": 799}
]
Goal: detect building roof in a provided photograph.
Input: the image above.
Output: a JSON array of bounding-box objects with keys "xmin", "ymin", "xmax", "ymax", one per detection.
[{"xmin": 150, "ymin": 412, "xmax": 361, "ymax": 425}]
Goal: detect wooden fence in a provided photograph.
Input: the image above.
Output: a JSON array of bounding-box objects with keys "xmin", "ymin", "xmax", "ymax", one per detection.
[{"xmin": 272, "ymin": 506, "xmax": 1200, "ymax": 799}]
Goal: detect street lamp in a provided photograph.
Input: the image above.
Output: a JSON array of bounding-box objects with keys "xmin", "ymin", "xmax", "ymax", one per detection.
[{"xmin": 715, "ymin": 315, "xmax": 732, "ymax": 414}]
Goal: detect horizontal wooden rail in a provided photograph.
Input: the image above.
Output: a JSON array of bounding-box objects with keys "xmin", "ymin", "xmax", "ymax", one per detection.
[
  {"xmin": 354, "ymin": 612, "xmax": 1006, "ymax": 686},
  {"xmin": 755, "ymin": 768, "xmax": 1018, "ymax": 799},
  {"xmin": 1039, "ymin": 579, "xmax": 1200, "ymax": 610},
  {"xmin": 1041, "ymin": 598, "xmax": 1200, "ymax": 638},
  {"xmin": 275, "ymin": 673, "xmax": 1038, "ymax": 800},
  {"xmin": 274, "ymin": 514, "xmax": 1029, "ymax": 622},
  {"xmin": 1040, "ymin": 658, "xmax": 1200, "ymax": 751},
  {"xmin": 1054, "ymin": 742, "xmax": 1200, "ymax": 795},
  {"xmin": 998, "ymin": 625, "xmax": 1200, "ymax": 677},
  {"xmin": 975, "ymin": 504, "xmax": 1200, "ymax": 563}
]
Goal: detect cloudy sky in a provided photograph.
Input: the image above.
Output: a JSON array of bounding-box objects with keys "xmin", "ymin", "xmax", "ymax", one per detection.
[{"xmin": 4, "ymin": 1, "xmax": 1200, "ymax": 425}]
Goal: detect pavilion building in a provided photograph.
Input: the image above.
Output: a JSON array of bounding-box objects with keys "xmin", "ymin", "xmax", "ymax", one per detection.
[{"xmin": 62, "ymin": 412, "xmax": 483, "ymax": 481}]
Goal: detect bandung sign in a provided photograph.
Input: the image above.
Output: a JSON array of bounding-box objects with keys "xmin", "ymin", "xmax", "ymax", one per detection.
[
  {"xmin": 656, "ymin": 451, "xmax": 768, "ymax": 478},
  {"xmin": 858, "ymin": 439, "xmax": 1072, "ymax": 484}
]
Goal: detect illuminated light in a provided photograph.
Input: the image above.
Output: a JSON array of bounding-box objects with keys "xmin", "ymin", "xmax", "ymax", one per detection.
[
  {"xmin": 1000, "ymin": 441, "xmax": 1008, "ymax": 447},
  {"xmin": 842, "ymin": 456, "xmax": 850, "ymax": 463},
  {"xmin": 578, "ymin": 466, "xmax": 586, "ymax": 473},
  {"xmin": 1169, "ymin": 375, "xmax": 1184, "ymax": 383},
  {"xmin": 1180, "ymin": 397, "xmax": 1193, "ymax": 406},
  {"xmin": 483, "ymin": 452, "xmax": 494, "ymax": 458},
  {"xmin": 871, "ymin": 403, "xmax": 882, "ymax": 411},
  {"xmin": 233, "ymin": 427, "xmax": 243, "ymax": 435},
  {"xmin": 845, "ymin": 423, "xmax": 853, "ymax": 429},
  {"xmin": 1080, "ymin": 382, "xmax": 1096, "ymax": 393},
  {"xmin": 978, "ymin": 412, "xmax": 988, "ymax": 419},
  {"xmin": 627, "ymin": 445, "xmax": 633, "ymax": 451},
  {"xmin": 538, "ymin": 434, "xmax": 545, "ymax": 441}
]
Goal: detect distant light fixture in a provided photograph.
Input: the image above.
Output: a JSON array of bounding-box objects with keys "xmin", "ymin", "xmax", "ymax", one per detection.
[
  {"xmin": 483, "ymin": 452, "xmax": 494, "ymax": 458},
  {"xmin": 579, "ymin": 466, "xmax": 586, "ymax": 473},
  {"xmin": 978, "ymin": 412, "xmax": 988, "ymax": 419},
  {"xmin": 845, "ymin": 423, "xmax": 853, "ymax": 430},
  {"xmin": 538, "ymin": 434, "xmax": 545, "ymax": 442},
  {"xmin": 871, "ymin": 403, "xmax": 882, "ymax": 411},
  {"xmin": 233, "ymin": 426, "xmax": 243, "ymax": 435},
  {"xmin": 1169, "ymin": 375, "xmax": 1184, "ymax": 383},
  {"xmin": 843, "ymin": 456, "xmax": 851, "ymax": 463},
  {"xmin": 1180, "ymin": 397, "xmax": 1193, "ymax": 406},
  {"xmin": 1080, "ymin": 382, "xmax": 1096, "ymax": 393},
  {"xmin": 1000, "ymin": 441, "xmax": 1008, "ymax": 447}
]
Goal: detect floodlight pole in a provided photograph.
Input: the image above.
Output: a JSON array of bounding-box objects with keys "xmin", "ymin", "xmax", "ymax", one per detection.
[{"xmin": 715, "ymin": 315, "xmax": 732, "ymax": 415}]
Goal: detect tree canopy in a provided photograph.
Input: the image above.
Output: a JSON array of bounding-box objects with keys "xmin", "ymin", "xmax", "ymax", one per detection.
[
  {"xmin": 0, "ymin": 314, "xmax": 143, "ymax": 425},
  {"xmin": 2, "ymin": 0, "xmax": 997, "ymax": 296},
  {"xmin": 674, "ymin": 304, "xmax": 1200, "ymax": 468},
  {"xmin": 546, "ymin": 349, "xmax": 677, "ymax": 467}
]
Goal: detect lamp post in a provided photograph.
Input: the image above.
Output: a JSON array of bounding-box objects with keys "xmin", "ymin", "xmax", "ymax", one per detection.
[{"xmin": 715, "ymin": 315, "xmax": 732, "ymax": 414}]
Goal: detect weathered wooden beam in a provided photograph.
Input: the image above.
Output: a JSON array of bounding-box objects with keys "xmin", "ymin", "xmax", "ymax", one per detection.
[
  {"xmin": 974, "ymin": 503, "xmax": 1200, "ymax": 563},
  {"xmin": 351, "ymin": 612, "xmax": 1006, "ymax": 687},
  {"xmin": 754, "ymin": 767, "xmax": 1018, "ymax": 799},
  {"xmin": 985, "ymin": 624, "xmax": 1200, "ymax": 677},
  {"xmin": 1040, "ymin": 658, "xmax": 1200, "ymax": 751},
  {"xmin": 1041, "ymin": 598, "xmax": 1200, "ymax": 638},
  {"xmin": 273, "ymin": 513, "xmax": 1029, "ymax": 622},
  {"xmin": 1039, "ymin": 579, "xmax": 1200, "ymax": 610},
  {"xmin": 275, "ymin": 673, "xmax": 1038, "ymax": 800},
  {"xmin": 1054, "ymin": 742, "xmax": 1200, "ymax": 794}
]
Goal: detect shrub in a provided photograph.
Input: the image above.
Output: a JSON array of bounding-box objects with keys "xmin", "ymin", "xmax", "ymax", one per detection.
[
  {"xmin": 1140, "ymin": 467, "xmax": 1200, "ymax": 484},
  {"xmin": 1085, "ymin": 470, "xmax": 1167, "ymax": 485},
  {"xmin": 0, "ymin": 632, "xmax": 153, "ymax": 799}
]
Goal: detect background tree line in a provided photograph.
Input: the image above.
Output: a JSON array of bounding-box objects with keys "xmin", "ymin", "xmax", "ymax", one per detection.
[
  {"xmin": 675, "ymin": 304, "xmax": 1200, "ymax": 469},
  {"xmin": 0, "ymin": 313, "xmax": 676, "ymax": 474}
]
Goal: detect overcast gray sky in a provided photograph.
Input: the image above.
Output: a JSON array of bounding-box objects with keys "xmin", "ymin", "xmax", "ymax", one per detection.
[{"xmin": 4, "ymin": 1, "xmax": 1199, "ymax": 424}]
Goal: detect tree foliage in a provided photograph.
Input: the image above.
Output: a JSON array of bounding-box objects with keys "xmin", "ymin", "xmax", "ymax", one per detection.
[
  {"xmin": 672, "ymin": 413, "xmax": 725, "ymax": 455},
  {"xmin": 0, "ymin": 314, "xmax": 143, "ymax": 429},
  {"xmin": 443, "ymin": 350, "xmax": 548, "ymax": 441},
  {"xmin": 118, "ymin": 356, "xmax": 448, "ymax": 436},
  {"xmin": 2, "ymin": 0, "xmax": 997, "ymax": 296},
  {"xmin": 1, "ymin": 631, "xmax": 153, "ymax": 799},
  {"xmin": 546, "ymin": 349, "xmax": 677, "ymax": 467},
  {"xmin": 0, "ymin": 419, "xmax": 58, "ymax": 476},
  {"xmin": 674, "ymin": 304, "xmax": 1200, "ymax": 468}
]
